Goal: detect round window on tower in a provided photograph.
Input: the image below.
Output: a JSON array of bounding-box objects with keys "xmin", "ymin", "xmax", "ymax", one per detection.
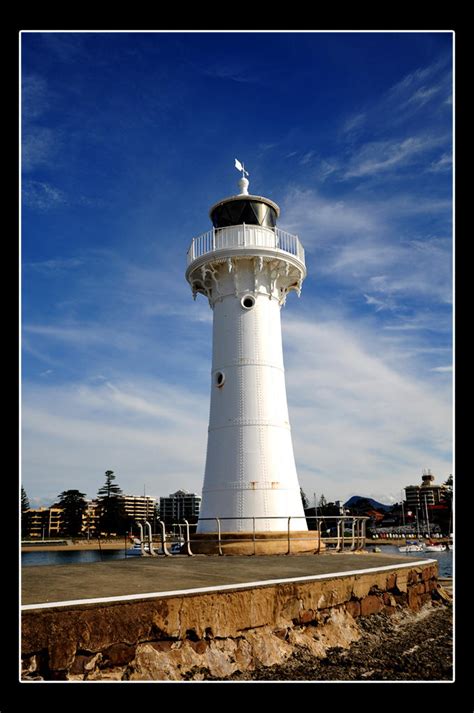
[
  {"xmin": 241, "ymin": 294, "xmax": 256, "ymax": 310},
  {"xmin": 215, "ymin": 371, "xmax": 225, "ymax": 388}
]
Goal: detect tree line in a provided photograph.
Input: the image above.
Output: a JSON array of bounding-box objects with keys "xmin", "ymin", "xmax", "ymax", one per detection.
[{"xmin": 22, "ymin": 470, "xmax": 139, "ymax": 538}]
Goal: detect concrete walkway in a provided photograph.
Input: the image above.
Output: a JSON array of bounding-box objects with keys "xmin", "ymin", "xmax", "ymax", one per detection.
[{"xmin": 21, "ymin": 552, "xmax": 432, "ymax": 608}]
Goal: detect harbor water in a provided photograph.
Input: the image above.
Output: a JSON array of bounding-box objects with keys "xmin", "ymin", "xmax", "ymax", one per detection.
[{"xmin": 367, "ymin": 544, "xmax": 452, "ymax": 577}]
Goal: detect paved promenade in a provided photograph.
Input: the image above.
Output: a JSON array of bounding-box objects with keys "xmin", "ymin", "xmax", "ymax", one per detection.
[{"xmin": 22, "ymin": 551, "xmax": 431, "ymax": 607}]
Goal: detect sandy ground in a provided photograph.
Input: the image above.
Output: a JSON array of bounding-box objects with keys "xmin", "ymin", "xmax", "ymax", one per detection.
[
  {"xmin": 202, "ymin": 602, "xmax": 453, "ymax": 682},
  {"xmin": 21, "ymin": 540, "xmax": 129, "ymax": 552}
]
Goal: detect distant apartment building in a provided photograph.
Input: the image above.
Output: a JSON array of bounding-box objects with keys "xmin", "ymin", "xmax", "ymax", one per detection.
[
  {"xmin": 120, "ymin": 495, "xmax": 157, "ymax": 521},
  {"xmin": 81, "ymin": 500, "xmax": 100, "ymax": 536},
  {"xmin": 405, "ymin": 470, "xmax": 447, "ymax": 509},
  {"xmin": 159, "ymin": 490, "xmax": 201, "ymax": 524},
  {"xmin": 25, "ymin": 507, "xmax": 63, "ymax": 539}
]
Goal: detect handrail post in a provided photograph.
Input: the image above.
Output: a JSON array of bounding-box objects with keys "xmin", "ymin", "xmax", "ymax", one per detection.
[
  {"xmin": 317, "ymin": 517, "xmax": 321, "ymax": 554},
  {"xmin": 336, "ymin": 520, "xmax": 342, "ymax": 552},
  {"xmin": 183, "ymin": 519, "xmax": 194, "ymax": 556},
  {"xmin": 216, "ymin": 517, "xmax": 223, "ymax": 556},
  {"xmin": 145, "ymin": 520, "xmax": 157, "ymax": 556},
  {"xmin": 253, "ymin": 517, "xmax": 256, "ymax": 556},
  {"xmin": 212, "ymin": 227, "xmax": 216, "ymax": 251},
  {"xmin": 350, "ymin": 518, "xmax": 356, "ymax": 550},
  {"xmin": 158, "ymin": 520, "xmax": 171, "ymax": 556},
  {"xmin": 136, "ymin": 521, "xmax": 149, "ymax": 557},
  {"xmin": 287, "ymin": 516, "xmax": 291, "ymax": 555}
]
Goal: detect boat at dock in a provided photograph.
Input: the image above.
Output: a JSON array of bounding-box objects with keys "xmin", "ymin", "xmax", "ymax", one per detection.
[
  {"xmin": 424, "ymin": 541, "xmax": 447, "ymax": 552},
  {"xmin": 127, "ymin": 539, "xmax": 153, "ymax": 556},
  {"xmin": 127, "ymin": 538, "xmax": 183, "ymax": 556},
  {"xmin": 398, "ymin": 540, "xmax": 425, "ymax": 553}
]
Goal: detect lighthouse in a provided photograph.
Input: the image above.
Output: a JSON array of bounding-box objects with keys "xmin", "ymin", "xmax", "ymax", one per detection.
[{"xmin": 186, "ymin": 162, "xmax": 319, "ymax": 553}]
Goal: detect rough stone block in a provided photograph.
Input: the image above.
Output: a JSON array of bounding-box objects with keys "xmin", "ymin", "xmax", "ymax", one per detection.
[
  {"xmin": 360, "ymin": 595, "xmax": 384, "ymax": 616},
  {"xmin": 299, "ymin": 609, "xmax": 315, "ymax": 624},
  {"xmin": 382, "ymin": 592, "xmax": 397, "ymax": 607},
  {"xmin": 244, "ymin": 627, "xmax": 292, "ymax": 668},
  {"xmin": 345, "ymin": 600, "xmax": 361, "ymax": 618},
  {"xmin": 395, "ymin": 572, "xmax": 408, "ymax": 593},
  {"xmin": 103, "ymin": 642, "xmax": 136, "ymax": 667},
  {"xmin": 407, "ymin": 588, "xmax": 420, "ymax": 611}
]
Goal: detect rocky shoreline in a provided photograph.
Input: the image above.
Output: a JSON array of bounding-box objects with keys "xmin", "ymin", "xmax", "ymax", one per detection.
[{"xmin": 204, "ymin": 602, "xmax": 453, "ymax": 682}]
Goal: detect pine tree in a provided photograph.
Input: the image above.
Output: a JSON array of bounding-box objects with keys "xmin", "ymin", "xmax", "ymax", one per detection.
[
  {"xmin": 300, "ymin": 487, "xmax": 310, "ymax": 510},
  {"xmin": 97, "ymin": 470, "xmax": 128, "ymax": 536},
  {"xmin": 57, "ymin": 490, "xmax": 87, "ymax": 537},
  {"xmin": 21, "ymin": 486, "xmax": 30, "ymax": 538}
]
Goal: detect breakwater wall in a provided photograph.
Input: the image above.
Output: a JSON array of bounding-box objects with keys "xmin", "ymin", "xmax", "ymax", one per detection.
[{"xmin": 21, "ymin": 560, "xmax": 447, "ymax": 681}]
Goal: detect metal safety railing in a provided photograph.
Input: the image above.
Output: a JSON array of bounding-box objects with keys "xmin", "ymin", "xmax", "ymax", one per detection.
[
  {"xmin": 186, "ymin": 224, "xmax": 305, "ymax": 267},
  {"xmin": 137, "ymin": 515, "xmax": 368, "ymax": 557}
]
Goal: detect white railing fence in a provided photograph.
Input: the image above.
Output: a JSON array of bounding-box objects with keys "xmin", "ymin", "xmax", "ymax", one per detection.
[
  {"xmin": 187, "ymin": 224, "xmax": 305, "ymax": 266},
  {"xmin": 146, "ymin": 515, "xmax": 368, "ymax": 557}
]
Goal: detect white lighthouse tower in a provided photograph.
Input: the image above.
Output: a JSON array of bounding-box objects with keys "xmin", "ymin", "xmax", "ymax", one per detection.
[{"xmin": 186, "ymin": 162, "xmax": 319, "ymax": 553}]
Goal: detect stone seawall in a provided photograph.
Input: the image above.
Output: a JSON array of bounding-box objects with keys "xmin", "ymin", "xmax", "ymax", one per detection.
[{"xmin": 22, "ymin": 561, "xmax": 446, "ymax": 681}]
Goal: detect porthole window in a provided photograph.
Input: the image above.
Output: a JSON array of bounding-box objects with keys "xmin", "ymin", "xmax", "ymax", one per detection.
[
  {"xmin": 241, "ymin": 294, "xmax": 256, "ymax": 310},
  {"xmin": 215, "ymin": 371, "xmax": 225, "ymax": 388}
]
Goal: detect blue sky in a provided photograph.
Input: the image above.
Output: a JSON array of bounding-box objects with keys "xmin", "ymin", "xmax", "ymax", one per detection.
[{"xmin": 21, "ymin": 31, "xmax": 453, "ymax": 508}]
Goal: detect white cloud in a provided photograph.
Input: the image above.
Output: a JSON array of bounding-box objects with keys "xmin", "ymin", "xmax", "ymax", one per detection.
[
  {"xmin": 280, "ymin": 187, "xmax": 379, "ymax": 246},
  {"xmin": 429, "ymin": 152, "xmax": 452, "ymax": 172},
  {"xmin": 343, "ymin": 136, "xmax": 443, "ymax": 179},
  {"xmin": 23, "ymin": 180, "xmax": 66, "ymax": 210},
  {"xmin": 283, "ymin": 317, "xmax": 452, "ymax": 504},
  {"xmin": 21, "ymin": 311, "xmax": 452, "ymax": 509},
  {"xmin": 279, "ymin": 187, "xmax": 452, "ymax": 308},
  {"xmin": 22, "ymin": 377, "xmax": 209, "ymax": 504},
  {"xmin": 26, "ymin": 257, "xmax": 84, "ymax": 272}
]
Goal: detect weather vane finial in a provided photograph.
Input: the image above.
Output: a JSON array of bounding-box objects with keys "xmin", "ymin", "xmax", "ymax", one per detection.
[{"xmin": 234, "ymin": 158, "xmax": 250, "ymax": 195}]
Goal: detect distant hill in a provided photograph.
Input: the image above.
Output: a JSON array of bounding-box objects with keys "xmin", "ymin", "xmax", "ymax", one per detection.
[{"xmin": 344, "ymin": 496, "xmax": 392, "ymax": 512}]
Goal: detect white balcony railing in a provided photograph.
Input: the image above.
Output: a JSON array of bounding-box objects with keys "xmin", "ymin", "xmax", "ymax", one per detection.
[{"xmin": 186, "ymin": 224, "xmax": 305, "ymax": 267}]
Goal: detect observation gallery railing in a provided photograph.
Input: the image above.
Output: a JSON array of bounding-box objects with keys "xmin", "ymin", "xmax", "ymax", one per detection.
[{"xmin": 186, "ymin": 224, "xmax": 305, "ymax": 267}]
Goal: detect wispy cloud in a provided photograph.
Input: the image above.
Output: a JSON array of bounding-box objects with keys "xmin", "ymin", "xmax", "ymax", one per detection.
[
  {"xmin": 202, "ymin": 60, "xmax": 261, "ymax": 84},
  {"xmin": 21, "ymin": 311, "xmax": 452, "ymax": 507},
  {"xmin": 22, "ymin": 131, "xmax": 60, "ymax": 173},
  {"xmin": 22, "ymin": 376, "xmax": 209, "ymax": 502},
  {"xmin": 283, "ymin": 316, "xmax": 452, "ymax": 503},
  {"xmin": 279, "ymin": 188, "xmax": 452, "ymax": 308},
  {"xmin": 22, "ymin": 180, "xmax": 66, "ymax": 210},
  {"xmin": 429, "ymin": 152, "xmax": 452, "ymax": 172},
  {"xmin": 22, "ymin": 74, "xmax": 50, "ymax": 120},
  {"xmin": 343, "ymin": 135, "xmax": 444, "ymax": 179},
  {"xmin": 341, "ymin": 55, "xmax": 452, "ymax": 140},
  {"xmin": 25, "ymin": 257, "xmax": 84, "ymax": 272},
  {"xmin": 22, "ymin": 73, "xmax": 61, "ymax": 172}
]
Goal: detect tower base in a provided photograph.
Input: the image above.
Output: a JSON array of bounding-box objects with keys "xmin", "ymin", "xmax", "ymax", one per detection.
[{"xmin": 189, "ymin": 530, "xmax": 325, "ymax": 555}]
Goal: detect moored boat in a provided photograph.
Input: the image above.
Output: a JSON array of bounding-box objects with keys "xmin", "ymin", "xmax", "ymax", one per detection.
[
  {"xmin": 424, "ymin": 541, "xmax": 447, "ymax": 552},
  {"xmin": 398, "ymin": 540, "xmax": 424, "ymax": 553}
]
